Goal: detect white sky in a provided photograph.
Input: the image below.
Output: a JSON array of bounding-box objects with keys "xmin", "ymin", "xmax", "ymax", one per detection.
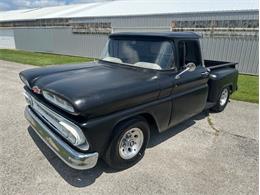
[{"xmin": 0, "ymin": 0, "xmax": 258, "ymax": 12}]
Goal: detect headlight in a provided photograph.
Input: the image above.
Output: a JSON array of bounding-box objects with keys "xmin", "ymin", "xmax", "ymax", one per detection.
[
  {"xmin": 59, "ymin": 121, "xmax": 87, "ymax": 147},
  {"xmin": 20, "ymin": 75, "xmax": 30, "ymax": 88},
  {"xmin": 42, "ymin": 90, "xmax": 75, "ymax": 113}
]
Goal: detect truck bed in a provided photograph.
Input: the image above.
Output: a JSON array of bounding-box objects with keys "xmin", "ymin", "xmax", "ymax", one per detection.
[
  {"xmin": 204, "ymin": 60, "xmax": 238, "ymax": 70},
  {"xmin": 204, "ymin": 59, "xmax": 239, "ymax": 104}
]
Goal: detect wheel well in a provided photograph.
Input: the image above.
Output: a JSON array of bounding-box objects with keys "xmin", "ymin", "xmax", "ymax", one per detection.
[
  {"xmin": 114, "ymin": 113, "xmax": 159, "ymax": 134},
  {"xmin": 217, "ymin": 85, "xmax": 232, "ymax": 99},
  {"xmin": 102, "ymin": 113, "xmax": 159, "ymax": 158},
  {"xmin": 229, "ymin": 84, "xmax": 233, "ymax": 93},
  {"xmin": 139, "ymin": 113, "xmax": 159, "ymax": 134}
]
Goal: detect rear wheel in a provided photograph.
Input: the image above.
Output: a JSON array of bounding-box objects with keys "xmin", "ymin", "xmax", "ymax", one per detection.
[
  {"xmin": 104, "ymin": 117, "xmax": 150, "ymax": 170},
  {"xmin": 211, "ymin": 87, "xmax": 230, "ymax": 112}
]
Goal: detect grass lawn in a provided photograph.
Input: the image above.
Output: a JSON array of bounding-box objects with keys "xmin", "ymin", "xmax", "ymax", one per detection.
[
  {"xmin": 0, "ymin": 49, "xmax": 93, "ymax": 66},
  {"xmin": 231, "ymin": 74, "xmax": 258, "ymax": 103}
]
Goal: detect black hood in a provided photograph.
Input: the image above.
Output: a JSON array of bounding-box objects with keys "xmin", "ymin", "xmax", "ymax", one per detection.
[{"xmin": 20, "ymin": 61, "xmax": 164, "ymax": 116}]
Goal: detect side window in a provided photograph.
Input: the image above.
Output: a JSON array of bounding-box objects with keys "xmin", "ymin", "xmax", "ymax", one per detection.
[{"xmin": 178, "ymin": 40, "xmax": 202, "ymax": 69}]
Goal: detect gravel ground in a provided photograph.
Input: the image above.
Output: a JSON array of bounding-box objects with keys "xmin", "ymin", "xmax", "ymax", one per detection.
[{"xmin": 0, "ymin": 60, "xmax": 258, "ymax": 195}]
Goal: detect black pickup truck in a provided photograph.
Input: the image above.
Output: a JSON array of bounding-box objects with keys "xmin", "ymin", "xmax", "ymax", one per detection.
[{"xmin": 20, "ymin": 32, "xmax": 238, "ymax": 170}]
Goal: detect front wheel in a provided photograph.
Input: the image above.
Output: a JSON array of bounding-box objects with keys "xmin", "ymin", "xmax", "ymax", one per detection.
[
  {"xmin": 104, "ymin": 117, "xmax": 150, "ymax": 170},
  {"xmin": 211, "ymin": 87, "xmax": 230, "ymax": 112}
]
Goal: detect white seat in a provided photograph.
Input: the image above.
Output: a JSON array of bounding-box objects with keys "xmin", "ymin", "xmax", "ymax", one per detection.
[
  {"xmin": 103, "ymin": 57, "xmax": 123, "ymax": 63},
  {"xmin": 134, "ymin": 62, "xmax": 162, "ymax": 70}
]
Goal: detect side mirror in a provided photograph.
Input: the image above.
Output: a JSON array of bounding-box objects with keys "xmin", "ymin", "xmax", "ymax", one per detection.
[
  {"xmin": 186, "ymin": 62, "xmax": 196, "ymax": 72},
  {"xmin": 175, "ymin": 62, "xmax": 196, "ymax": 79}
]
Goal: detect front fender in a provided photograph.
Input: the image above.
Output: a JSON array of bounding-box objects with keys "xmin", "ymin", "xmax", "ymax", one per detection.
[{"xmin": 80, "ymin": 97, "xmax": 172, "ymax": 157}]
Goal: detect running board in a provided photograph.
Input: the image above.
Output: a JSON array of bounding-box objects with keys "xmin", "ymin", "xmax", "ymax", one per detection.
[{"xmin": 205, "ymin": 102, "xmax": 216, "ymax": 110}]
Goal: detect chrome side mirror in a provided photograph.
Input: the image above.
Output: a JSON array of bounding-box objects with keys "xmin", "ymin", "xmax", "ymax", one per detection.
[{"xmin": 175, "ymin": 62, "xmax": 196, "ymax": 79}]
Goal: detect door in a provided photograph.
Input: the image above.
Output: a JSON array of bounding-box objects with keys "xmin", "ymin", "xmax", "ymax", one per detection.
[{"xmin": 169, "ymin": 40, "xmax": 209, "ymax": 127}]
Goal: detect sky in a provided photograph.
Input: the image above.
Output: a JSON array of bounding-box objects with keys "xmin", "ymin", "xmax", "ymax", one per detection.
[
  {"xmin": 0, "ymin": 0, "xmax": 258, "ymax": 11},
  {"xmin": 0, "ymin": 0, "xmax": 114, "ymax": 11}
]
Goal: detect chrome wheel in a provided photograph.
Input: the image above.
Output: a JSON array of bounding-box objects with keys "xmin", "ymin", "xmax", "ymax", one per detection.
[
  {"xmin": 119, "ymin": 128, "xmax": 144, "ymax": 160},
  {"xmin": 220, "ymin": 88, "xmax": 229, "ymax": 106}
]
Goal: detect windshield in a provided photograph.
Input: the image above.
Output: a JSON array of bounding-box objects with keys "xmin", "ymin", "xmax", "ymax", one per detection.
[{"xmin": 100, "ymin": 38, "xmax": 175, "ymax": 70}]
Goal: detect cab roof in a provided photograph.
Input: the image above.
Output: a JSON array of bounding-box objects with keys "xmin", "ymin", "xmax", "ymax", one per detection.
[{"xmin": 109, "ymin": 32, "xmax": 202, "ymax": 39}]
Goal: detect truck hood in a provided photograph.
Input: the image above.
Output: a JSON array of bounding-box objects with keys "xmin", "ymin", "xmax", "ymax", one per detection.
[{"xmin": 20, "ymin": 61, "xmax": 163, "ymax": 116}]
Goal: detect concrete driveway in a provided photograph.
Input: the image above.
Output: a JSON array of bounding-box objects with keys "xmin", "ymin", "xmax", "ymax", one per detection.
[{"xmin": 0, "ymin": 60, "xmax": 258, "ymax": 195}]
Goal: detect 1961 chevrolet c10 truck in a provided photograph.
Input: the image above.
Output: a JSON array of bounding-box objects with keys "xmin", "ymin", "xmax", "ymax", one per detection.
[{"xmin": 20, "ymin": 32, "xmax": 238, "ymax": 170}]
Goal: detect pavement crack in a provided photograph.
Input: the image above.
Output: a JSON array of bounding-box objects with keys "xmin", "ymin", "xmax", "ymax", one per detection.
[
  {"xmin": 206, "ymin": 116, "xmax": 257, "ymax": 142},
  {"xmin": 207, "ymin": 116, "xmax": 220, "ymax": 136},
  {"xmin": 222, "ymin": 130, "xmax": 258, "ymax": 142}
]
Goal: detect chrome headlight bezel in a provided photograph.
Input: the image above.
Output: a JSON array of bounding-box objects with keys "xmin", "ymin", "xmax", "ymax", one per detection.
[
  {"xmin": 42, "ymin": 90, "xmax": 75, "ymax": 113},
  {"xmin": 20, "ymin": 75, "xmax": 30, "ymax": 88}
]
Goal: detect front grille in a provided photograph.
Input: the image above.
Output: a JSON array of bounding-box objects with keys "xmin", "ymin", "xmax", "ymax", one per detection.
[
  {"xmin": 25, "ymin": 91, "xmax": 70, "ymax": 138},
  {"xmin": 24, "ymin": 91, "xmax": 89, "ymax": 151},
  {"xmin": 33, "ymin": 99, "xmax": 69, "ymax": 138}
]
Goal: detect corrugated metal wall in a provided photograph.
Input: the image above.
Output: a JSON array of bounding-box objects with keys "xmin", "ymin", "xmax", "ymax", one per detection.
[
  {"xmin": 72, "ymin": 10, "xmax": 259, "ymax": 74},
  {"xmin": 7, "ymin": 10, "xmax": 259, "ymax": 74},
  {"xmin": 0, "ymin": 28, "xmax": 16, "ymax": 49},
  {"xmin": 14, "ymin": 27, "xmax": 107, "ymax": 57},
  {"xmin": 201, "ymin": 36, "xmax": 259, "ymax": 74}
]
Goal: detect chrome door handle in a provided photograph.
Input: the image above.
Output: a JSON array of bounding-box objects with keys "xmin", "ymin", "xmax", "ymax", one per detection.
[{"xmin": 201, "ymin": 72, "xmax": 210, "ymax": 77}]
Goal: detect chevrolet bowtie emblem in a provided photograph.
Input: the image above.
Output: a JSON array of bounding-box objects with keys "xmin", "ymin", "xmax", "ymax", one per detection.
[{"xmin": 32, "ymin": 86, "xmax": 41, "ymax": 94}]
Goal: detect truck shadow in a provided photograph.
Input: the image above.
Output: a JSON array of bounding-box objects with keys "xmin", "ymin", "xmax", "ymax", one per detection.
[
  {"xmin": 28, "ymin": 126, "xmax": 109, "ymax": 187},
  {"xmin": 27, "ymin": 111, "xmax": 209, "ymax": 188},
  {"xmin": 148, "ymin": 111, "xmax": 209, "ymax": 148}
]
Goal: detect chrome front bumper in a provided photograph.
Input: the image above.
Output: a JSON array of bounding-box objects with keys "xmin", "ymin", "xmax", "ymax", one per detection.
[{"xmin": 24, "ymin": 106, "xmax": 98, "ymax": 170}]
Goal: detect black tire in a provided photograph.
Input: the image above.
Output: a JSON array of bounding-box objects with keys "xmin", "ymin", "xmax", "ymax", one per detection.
[
  {"xmin": 104, "ymin": 117, "xmax": 150, "ymax": 170},
  {"xmin": 210, "ymin": 87, "xmax": 230, "ymax": 112}
]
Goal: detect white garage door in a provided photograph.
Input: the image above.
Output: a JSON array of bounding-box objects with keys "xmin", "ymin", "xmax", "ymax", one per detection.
[{"xmin": 0, "ymin": 29, "xmax": 16, "ymax": 49}]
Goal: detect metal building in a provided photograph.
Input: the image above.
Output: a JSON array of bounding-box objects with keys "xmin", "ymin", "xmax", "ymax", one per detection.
[{"xmin": 0, "ymin": 0, "xmax": 258, "ymax": 74}]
